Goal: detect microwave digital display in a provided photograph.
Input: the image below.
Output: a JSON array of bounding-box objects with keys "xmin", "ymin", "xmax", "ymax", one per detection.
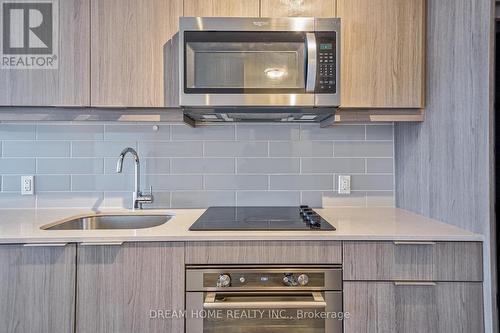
[{"xmin": 320, "ymin": 43, "xmax": 333, "ymax": 50}]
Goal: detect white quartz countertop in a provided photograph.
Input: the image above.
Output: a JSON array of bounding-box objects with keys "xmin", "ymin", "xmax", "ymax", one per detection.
[{"xmin": 0, "ymin": 207, "xmax": 482, "ymax": 244}]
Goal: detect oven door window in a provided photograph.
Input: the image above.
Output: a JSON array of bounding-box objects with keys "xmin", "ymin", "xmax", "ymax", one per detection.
[
  {"xmin": 186, "ymin": 291, "xmax": 343, "ymax": 333},
  {"xmin": 184, "ymin": 31, "xmax": 306, "ymax": 94}
]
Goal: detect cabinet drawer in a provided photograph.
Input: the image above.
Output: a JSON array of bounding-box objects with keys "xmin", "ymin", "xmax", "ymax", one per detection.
[
  {"xmin": 344, "ymin": 281, "xmax": 484, "ymax": 333},
  {"xmin": 185, "ymin": 241, "xmax": 342, "ymax": 264},
  {"xmin": 343, "ymin": 241, "xmax": 482, "ymax": 281}
]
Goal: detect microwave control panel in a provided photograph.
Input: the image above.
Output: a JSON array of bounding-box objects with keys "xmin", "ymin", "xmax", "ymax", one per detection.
[{"xmin": 316, "ymin": 32, "xmax": 337, "ymax": 94}]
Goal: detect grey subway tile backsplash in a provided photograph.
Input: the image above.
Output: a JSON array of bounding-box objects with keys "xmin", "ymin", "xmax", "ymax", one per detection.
[
  {"xmin": 335, "ymin": 141, "xmax": 394, "ymax": 157},
  {"xmin": 204, "ymin": 175, "xmax": 268, "ymax": 190},
  {"xmin": 172, "ymin": 124, "xmax": 235, "ymax": 141},
  {"xmin": 204, "ymin": 141, "xmax": 268, "ymax": 157},
  {"xmin": 145, "ymin": 175, "xmax": 203, "ymax": 191},
  {"xmin": 171, "ymin": 191, "xmax": 236, "ymax": 208},
  {"xmin": 300, "ymin": 124, "xmax": 365, "ymax": 140},
  {"xmin": 104, "ymin": 124, "xmax": 170, "ymax": 141},
  {"xmin": 236, "ymin": 124, "xmax": 300, "ymax": 141},
  {"xmin": 138, "ymin": 141, "xmax": 203, "ymax": 157},
  {"xmin": 104, "ymin": 157, "xmax": 170, "ymax": 174},
  {"xmin": 366, "ymin": 158, "xmax": 394, "ymax": 173},
  {"xmin": 0, "ymin": 158, "xmax": 36, "ymax": 174},
  {"xmin": 171, "ymin": 158, "xmax": 235, "ymax": 174},
  {"xmin": 37, "ymin": 192, "xmax": 105, "ymax": 208},
  {"xmin": 349, "ymin": 175, "xmax": 394, "ymax": 191},
  {"xmin": 37, "ymin": 158, "xmax": 103, "ymax": 174},
  {"xmin": 270, "ymin": 175, "xmax": 333, "ymax": 190},
  {"xmin": 0, "ymin": 124, "xmax": 36, "ymax": 140},
  {"xmin": 3, "ymin": 141, "xmax": 70, "ymax": 157},
  {"xmin": 72, "ymin": 141, "xmax": 137, "ymax": 157},
  {"xmin": 366, "ymin": 125, "xmax": 393, "ymax": 140},
  {"xmin": 3, "ymin": 175, "xmax": 71, "ymax": 192},
  {"xmin": 0, "ymin": 123, "xmax": 394, "ymax": 209},
  {"xmin": 37, "ymin": 124, "xmax": 104, "ymax": 140},
  {"xmin": 0, "ymin": 193, "xmax": 35, "ymax": 208},
  {"xmin": 237, "ymin": 191, "xmax": 301, "ymax": 206},
  {"xmin": 269, "ymin": 141, "xmax": 333, "ymax": 157},
  {"xmin": 301, "ymin": 158, "xmax": 365, "ymax": 174},
  {"xmin": 237, "ymin": 158, "xmax": 300, "ymax": 174}
]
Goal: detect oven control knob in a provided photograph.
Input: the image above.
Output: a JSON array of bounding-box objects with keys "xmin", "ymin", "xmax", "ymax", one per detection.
[
  {"xmin": 297, "ymin": 274, "xmax": 309, "ymax": 286},
  {"xmin": 283, "ymin": 274, "xmax": 298, "ymax": 286},
  {"xmin": 239, "ymin": 276, "xmax": 246, "ymax": 283},
  {"xmin": 217, "ymin": 274, "xmax": 231, "ymax": 287}
]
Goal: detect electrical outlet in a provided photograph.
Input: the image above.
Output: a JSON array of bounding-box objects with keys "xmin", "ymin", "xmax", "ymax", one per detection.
[
  {"xmin": 21, "ymin": 176, "xmax": 34, "ymax": 195},
  {"xmin": 338, "ymin": 175, "xmax": 351, "ymax": 194}
]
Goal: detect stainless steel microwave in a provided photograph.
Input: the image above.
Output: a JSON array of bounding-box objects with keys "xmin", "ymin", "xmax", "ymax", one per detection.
[{"xmin": 165, "ymin": 17, "xmax": 340, "ymax": 111}]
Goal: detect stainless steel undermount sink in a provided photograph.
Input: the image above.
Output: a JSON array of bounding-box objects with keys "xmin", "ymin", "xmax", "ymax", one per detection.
[{"xmin": 41, "ymin": 213, "xmax": 172, "ymax": 230}]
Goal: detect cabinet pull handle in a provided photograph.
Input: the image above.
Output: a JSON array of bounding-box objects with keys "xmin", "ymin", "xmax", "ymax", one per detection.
[
  {"xmin": 393, "ymin": 241, "xmax": 436, "ymax": 245},
  {"xmin": 80, "ymin": 241, "xmax": 124, "ymax": 246},
  {"xmin": 23, "ymin": 243, "xmax": 68, "ymax": 247},
  {"xmin": 394, "ymin": 281, "xmax": 437, "ymax": 286}
]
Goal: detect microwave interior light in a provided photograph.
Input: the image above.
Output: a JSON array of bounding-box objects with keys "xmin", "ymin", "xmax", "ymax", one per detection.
[{"xmin": 264, "ymin": 68, "xmax": 287, "ymax": 80}]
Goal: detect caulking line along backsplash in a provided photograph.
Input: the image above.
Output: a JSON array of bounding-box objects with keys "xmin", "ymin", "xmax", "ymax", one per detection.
[{"xmin": 0, "ymin": 122, "xmax": 394, "ymax": 209}]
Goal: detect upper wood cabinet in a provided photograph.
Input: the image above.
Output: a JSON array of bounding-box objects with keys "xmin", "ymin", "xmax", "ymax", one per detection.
[
  {"xmin": 337, "ymin": 0, "xmax": 425, "ymax": 108},
  {"xmin": 0, "ymin": 244, "xmax": 76, "ymax": 333},
  {"xmin": 184, "ymin": 0, "xmax": 259, "ymax": 16},
  {"xmin": 90, "ymin": 0, "xmax": 182, "ymax": 107},
  {"xmin": 260, "ymin": 0, "xmax": 335, "ymax": 17},
  {"xmin": 0, "ymin": 0, "xmax": 90, "ymax": 106}
]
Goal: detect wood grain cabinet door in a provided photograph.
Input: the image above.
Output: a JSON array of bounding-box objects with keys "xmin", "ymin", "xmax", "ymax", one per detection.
[
  {"xmin": 184, "ymin": 0, "xmax": 259, "ymax": 16},
  {"xmin": 337, "ymin": 0, "xmax": 425, "ymax": 108},
  {"xmin": 0, "ymin": 244, "xmax": 76, "ymax": 333},
  {"xmin": 260, "ymin": 0, "xmax": 335, "ymax": 17},
  {"xmin": 76, "ymin": 242, "xmax": 185, "ymax": 333},
  {"xmin": 90, "ymin": 0, "xmax": 182, "ymax": 107},
  {"xmin": 344, "ymin": 282, "xmax": 484, "ymax": 333},
  {"xmin": 0, "ymin": 0, "xmax": 90, "ymax": 106}
]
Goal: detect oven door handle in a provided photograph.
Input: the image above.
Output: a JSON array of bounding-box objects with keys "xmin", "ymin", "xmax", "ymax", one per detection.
[
  {"xmin": 305, "ymin": 33, "xmax": 317, "ymax": 93},
  {"xmin": 203, "ymin": 292, "xmax": 327, "ymax": 309}
]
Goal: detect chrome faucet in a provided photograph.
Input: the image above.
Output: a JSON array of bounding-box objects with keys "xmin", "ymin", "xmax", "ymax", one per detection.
[{"xmin": 116, "ymin": 147, "xmax": 153, "ymax": 209}]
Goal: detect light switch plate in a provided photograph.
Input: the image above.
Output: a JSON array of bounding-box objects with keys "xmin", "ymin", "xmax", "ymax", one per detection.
[
  {"xmin": 21, "ymin": 176, "xmax": 34, "ymax": 195},
  {"xmin": 338, "ymin": 175, "xmax": 351, "ymax": 194}
]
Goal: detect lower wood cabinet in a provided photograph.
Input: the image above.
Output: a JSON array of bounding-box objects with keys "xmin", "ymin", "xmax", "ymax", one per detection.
[
  {"xmin": 185, "ymin": 241, "xmax": 342, "ymax": 264},
  {"xmin": 75, "ymin": 242, "xmax": 185, "ymax": 333},
  {"xmin": 0, "ymin": 244, "xmax": 76, "ymax": 333},
  {"xmin": 344, "ymin": 281, "xmax": 484, "ymax": 333}
]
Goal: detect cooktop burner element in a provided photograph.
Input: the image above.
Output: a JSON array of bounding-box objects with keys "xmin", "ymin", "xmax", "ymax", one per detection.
[{"xmin": 189, "ymin": 206, "xmax": 336, "ymax": 231}]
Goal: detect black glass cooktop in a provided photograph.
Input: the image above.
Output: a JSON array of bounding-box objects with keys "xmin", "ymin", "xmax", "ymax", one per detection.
[{"xmin": 189, "ymin": 206, "xmax": 336, "ymax": 231}]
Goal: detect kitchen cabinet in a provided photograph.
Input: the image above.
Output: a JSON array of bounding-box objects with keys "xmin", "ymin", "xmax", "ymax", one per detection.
[
  {"xmin": 0, "ymin": 244, "xmax": 76, "ymax": 333},
  {"xmin": 344, "ymin": 281, "xmax": 484, "ymax": 333},
  {"xmin": 185, "ymin": 241, "xmax": 342, "ymax": 264},
  {"xmin": 90, "ymin": 0, "xmax": 182, "ymax": 107},
  {"xmin": 0, "ymin": 0, "xmax": 90, "ymax": 106},
  {"xmin": 343, "ymin": 241, "xmax": 483, "ymax": 281},
  {"xmin": 76, "ymin": 242, "xmax": 184, "ymax": 333},
  {"xmin": 343, "ymin": 241, "xmax": 484, "ymax": 333},
  {"xmin": 184, "ymin": 0, "xmax": 260, "ymax": 16},
  {"xmin": 260, "ymin": 0, "xmax": 335, "ymax": 17},
  {"xmin": 337, "ymin": 0, "xmax": 425, "ymax": 108}
]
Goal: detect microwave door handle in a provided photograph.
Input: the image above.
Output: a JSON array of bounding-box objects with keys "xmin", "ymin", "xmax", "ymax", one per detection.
[
  {"xmin": 203, "ymin": 292, "xmax": 326, "ymax": 310},
  {"xmin": 306, "ymin": 33, "xmax": 317, "ymax": 93}
]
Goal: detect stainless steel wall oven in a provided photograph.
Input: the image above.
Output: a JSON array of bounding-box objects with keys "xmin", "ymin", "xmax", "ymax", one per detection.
[{"xmin": 185, "ymin": 265, "xmax": 343, "ymax": 333}]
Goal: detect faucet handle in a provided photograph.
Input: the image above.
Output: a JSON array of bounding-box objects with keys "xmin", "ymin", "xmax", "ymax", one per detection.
[{"xmin": 148, "ymin": 185, "xmax": 153, "ymax": 195}]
